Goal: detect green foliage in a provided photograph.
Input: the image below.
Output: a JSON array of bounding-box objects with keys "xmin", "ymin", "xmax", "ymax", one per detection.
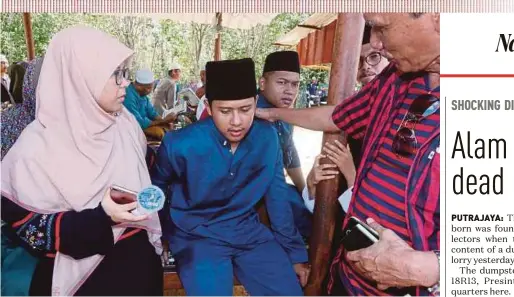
[
  {"xmin": 221, "ymin": 13, "xmax": 309, "ymax": 79},
  {"xmin": 300, "ymin": 67, "xmax": 329, "ymax": 85},
  {"xmin": 1, "ymin": 13, "xmax": 309, "ymax": 84}
]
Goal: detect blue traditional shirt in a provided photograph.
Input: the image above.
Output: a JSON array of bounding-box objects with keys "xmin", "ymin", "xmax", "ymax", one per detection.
[
  {"xmin": 257, "ymin": 94, "xmax": 301, "ymax": 169},
  {"xmin": 151, "ymin": 118, "xmax": 307, "ymax": 264},
  {"xmin": 123, "ymin": 83, "xmax": 159, "ymax": 129}
]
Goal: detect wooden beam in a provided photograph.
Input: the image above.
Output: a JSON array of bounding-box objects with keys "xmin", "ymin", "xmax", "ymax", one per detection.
[
  {"xmin": 22, "ymin": 13, "xmax": 35, "ymax": 61},
  {"xmin": 297, "ymin": 24, "xmax": 322, "ymax": 30},
  {"xmin": 272, "ymin": 42, "xmax": 296, "ymax": 47},
  {"xmin": 214, "ymin": 12, "xmax": 222, "ymax": 61},
  {"xmin": 299, "ymin": 38, "xmax": 308, "ymax": 66},
  {"xmin": 322, "ymin": 21, "xmax": 337, "ymax": 64},
  {"xmin": 313, "ymin": 29, "xmax": 325, "ymax": 65},
  {"xmin": 306, "ymin": 32, "xmax": 316, "ymax": 66},
  {"xmin": 304, "ymin": 13, "xmax": 364, "ymax": 296}
]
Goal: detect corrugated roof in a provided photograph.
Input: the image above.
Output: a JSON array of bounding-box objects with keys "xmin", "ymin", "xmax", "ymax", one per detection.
[{"xmin": 274, "ymin": 13, "xmax": 337, "ymax": 46}]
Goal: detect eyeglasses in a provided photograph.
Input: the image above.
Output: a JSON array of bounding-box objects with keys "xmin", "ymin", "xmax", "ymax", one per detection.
[
  {"xmin": 359, "ymin": 52, "xmax": 383, "ymax": 68},
  {"xmin": 392, "ymin": 94, "xmax": 438, "ymax": 157},
  {"xmin": 113, "ymin": 68, "xmax": 129, "ymax": 85}
]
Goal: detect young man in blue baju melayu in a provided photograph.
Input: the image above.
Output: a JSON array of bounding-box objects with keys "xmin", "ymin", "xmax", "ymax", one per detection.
[{"xmin": 152, "ymin": 58, "xmax": 309, "ymax": 296}]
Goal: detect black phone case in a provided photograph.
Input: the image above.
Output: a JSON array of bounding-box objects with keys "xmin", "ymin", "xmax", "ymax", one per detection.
[{"xmin": 341, "ymin": 225, "xmax": 377, "ymax": 251}]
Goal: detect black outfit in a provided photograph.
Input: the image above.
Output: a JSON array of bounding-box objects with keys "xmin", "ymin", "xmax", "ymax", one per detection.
[
  {"xmin": 1, "ymin": 83, "xmax": 11, "ymax": 103},
  {"xmin": 1, "ymin": 197, "xmax": 163, "ymax": 296}
]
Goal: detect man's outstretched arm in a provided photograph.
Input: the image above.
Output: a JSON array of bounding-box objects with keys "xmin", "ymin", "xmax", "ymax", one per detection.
[{"xmin": 256, "ymin": 105, "xmax": 339, "ymax": 132}]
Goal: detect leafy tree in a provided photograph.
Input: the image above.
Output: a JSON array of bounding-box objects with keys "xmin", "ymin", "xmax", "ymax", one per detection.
[{"xmin": 1, "ymin": 13, "xmax": 310, "ymax": 84}]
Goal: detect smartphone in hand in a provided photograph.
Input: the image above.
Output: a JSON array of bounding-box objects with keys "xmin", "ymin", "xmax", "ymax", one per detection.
[
  {"xmin": 110, "ymin": 185, "xmax": 137, "ymax": 205},
  {"xmin": 341, "ymin": 216, "xmax": 379, "ymax": 251}
]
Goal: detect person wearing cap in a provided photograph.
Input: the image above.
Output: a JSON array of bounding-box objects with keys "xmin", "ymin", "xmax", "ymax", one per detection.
[
  {"xmin": 153, "ymin": 62, "xmax": 182, "ymax": 116},
  {"xmin": 152, "ymin": 58, "xmax": 309, "ymax": 296},
  {"xmin": 257, "ymin": 51, "xmax": 313, "ymax": 239},
  {"xmin": 258, "ymin": 51, "xmax": 305, "ymax": 193},
  {"xmin": 123, "ymin": 69, "xmax": 177, "ymax": 140},
  {"xmin": 256, "ymin": 14, "xmax": 440, "ymax": 296}
]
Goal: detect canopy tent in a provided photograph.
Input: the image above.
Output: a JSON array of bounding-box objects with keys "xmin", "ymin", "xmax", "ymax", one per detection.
[
  {"xmin": 101, "ymin": 13, "xmax": 278, "ymax": 60},
  {"xmin": 274, "ymin": 13, "xmax": 338, "ymax": 66},
  {"xmin": 20, "ymin": 13, "xmax": 278, "ymax": 61},
  {"xmin": 126, "ymin": 13, "xmax": 279, "ymax": 30}
]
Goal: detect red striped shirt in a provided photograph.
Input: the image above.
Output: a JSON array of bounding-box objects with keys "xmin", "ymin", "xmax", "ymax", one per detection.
[{"xmin": 329, "ymin": 64, "xmax": 440, "ymax": 296}]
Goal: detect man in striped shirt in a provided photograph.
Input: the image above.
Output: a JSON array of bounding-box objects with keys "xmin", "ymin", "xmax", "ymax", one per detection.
[{"xmin": 256, "ymin": 13, "xmax": 440, "ymax": 296}]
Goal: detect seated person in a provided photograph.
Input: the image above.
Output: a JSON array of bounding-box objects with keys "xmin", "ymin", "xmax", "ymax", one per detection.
[
  {"xmin": 195, "ymin": 64, "xmax": 210, "ymax": 121},
  {"xmin": 1, "ymin": 26, "xmax": 162, "ymax": 296},
  {"xmin": 302, "ymin": 140, "xmax": 356, "ymax": 213},
  {"xmin": 123, "ymin": 69, "xmax": 176, "ymax": 140},
  {"xmin": 152, "ymin": 58, "xmax": 309, "ymax": 296}
]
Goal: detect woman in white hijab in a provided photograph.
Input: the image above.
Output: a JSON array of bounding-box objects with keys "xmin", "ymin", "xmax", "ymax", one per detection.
[{"xmin": 1, "ymin": 26, "xmax": 162, "ymax": 296}]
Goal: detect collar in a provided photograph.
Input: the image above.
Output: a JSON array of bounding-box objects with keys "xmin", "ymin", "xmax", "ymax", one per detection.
[
  {"xmin": 392, "ymin": 63, "xmax": 441, "ymax": 95},
  {"xmin": 208, "ymin": 117, "xmax": 229, "ymax": 147},
  {"xmin": 127, "ymin": 83, "xmax": 147, "ymax": 100},
  {"xmin": 207, "ymin": 116, "xmax": 256, "ymax": 149},
  {"xmin": 256, "ymin": 93, "xmax": 273, "ymax": 109}
]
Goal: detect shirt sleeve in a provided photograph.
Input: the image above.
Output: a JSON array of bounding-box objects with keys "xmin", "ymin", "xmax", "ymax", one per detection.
[
  {"xmin": 1, "ymin": 196, "xmax": 114, "ymax": 259},
  {"xmin": 166, "ymin": 83, "xmax": 175, "ymax": 108},
  {"xmin": 146, "ymin": 99, "xmax": 159, "ymax": 121},
  {"xmin": 301, "ymin": 186, "xmax": 315, "ymax": 213},
  {"xmin": 150, "ymin": 133, "xmax": 178, "ymax": 240},
  {"xmin": 331, "ymin": 64, "xmax": 395, "ymax": 139},
  {"xmin": 123, "ymin": 93, "xmax": 152, "ymax": 129},
  {"xmin": 264, "ymin": 145, "xmax": 308, "ymax": 264},
  {"xmin": 331, "ymin": 83, "xmax": 373, "ymax": 139},
  {"xmin": 282, "ymin": 126, "xmax": 301, "ymax": 169},
  {"xmin": 338, "ymin": 187, "xmax": 353, "ymax": 213}
]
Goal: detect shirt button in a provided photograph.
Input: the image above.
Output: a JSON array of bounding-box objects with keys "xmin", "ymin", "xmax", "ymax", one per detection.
[{"xmin": 230, "ymin": 172, "xmax": 234, "ymax": 176}]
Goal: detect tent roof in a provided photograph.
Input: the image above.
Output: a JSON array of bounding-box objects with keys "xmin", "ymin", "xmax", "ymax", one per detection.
[
  {"xmin": 274, "ymin": 13, "xmax": 337, "ymax": 46},
  {"xmin": 101, "ymin": 13, "xmax": 279, "ymax": 30}
]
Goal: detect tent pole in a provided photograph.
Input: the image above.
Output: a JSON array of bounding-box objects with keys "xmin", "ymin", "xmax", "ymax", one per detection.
[
  {"xmin": 22, "ymin": 13, "xmax": 36, "ymax": 60},
  {"xmin": 214, "ymin": 13, "xmax": 222, "ymax": 61},
  {"xmin": 304, "ymin": 13, "xmax": 364, "ymax": 296}
]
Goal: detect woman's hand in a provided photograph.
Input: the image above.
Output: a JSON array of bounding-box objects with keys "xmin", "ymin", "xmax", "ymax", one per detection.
[
  {"xmin": 322, "ymin": 140, "xmax": 356, "ymax": 185},
  {"xmin": 101, "ymin": 188, "xmax": 148, "ymax": 223}
]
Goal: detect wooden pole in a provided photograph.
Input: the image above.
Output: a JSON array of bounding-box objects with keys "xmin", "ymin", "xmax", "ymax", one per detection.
[
  {"xmin": 22, "ymin": 13, "xmax": 36, "ymax": 61},
  {"xmin": 304, "ymin": 13, "xmax": 364, "ymax": 296},
  {"xmin": 214, "ymin": 13, "xmax": 222, "ymax": 61}
]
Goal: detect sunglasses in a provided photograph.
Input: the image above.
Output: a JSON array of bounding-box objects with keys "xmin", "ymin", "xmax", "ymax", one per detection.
[{"xmin": 392, "ymin": 94, "xmax": 439, "ymax": 157}]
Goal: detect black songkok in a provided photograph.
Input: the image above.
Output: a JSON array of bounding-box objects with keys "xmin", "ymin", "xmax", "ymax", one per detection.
[
  {"xmin": 205, "ymin": 58, "xmax": 257, "ymax": 102},
  {"xmin": 262, "ymin": 51, "xmax": 300, "ymax": 74}
]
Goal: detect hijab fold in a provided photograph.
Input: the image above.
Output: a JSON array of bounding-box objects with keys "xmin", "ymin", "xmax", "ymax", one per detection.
[{"xmin": 1, "ymin": 25, "xmax": 162, "ymax": 296}]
